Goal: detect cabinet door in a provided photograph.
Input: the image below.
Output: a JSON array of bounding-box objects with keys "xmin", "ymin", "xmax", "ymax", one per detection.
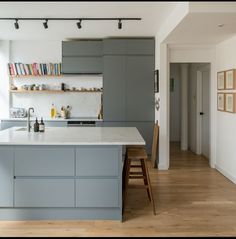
[
  {"xmin": 126, "ymin": 39, "xmax": 155, "ymax": 55},
  {"xmin": 14, "ymin": 179, "xmax": 74, "ymax": 207},
  {"xmin": 62, "ymin": 56, "xmax": 103, "ymax": 74},
  {"xmin": 76, "ymin": 179, "xmax": 119, "ymax": 207},
  {"xmin": 62, "ymin": 40, "xmax": 102, "ymax": 56},
  {"xmin": 0, "ymin": 146, "xmax": 14, "ymax": 207},
  {"xmin": 126, "ymin": 122, "xmax": 154, "ymax": 155},
  {"xmin": 126, "ymin": 56, "xmax": 155, "ymax": 121},
  {"xmin": 103, "ymin": 39, "xmax": 126, "ymax": 55},
  {"xmin": 103, "ymin": 55, "xmax": 126, "ymax": 121}
]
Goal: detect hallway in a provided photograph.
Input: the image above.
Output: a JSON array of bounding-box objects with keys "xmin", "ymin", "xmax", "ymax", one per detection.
[{"xmin": 0, "ymin": 143, "xmax": 236, "ymax": 236}]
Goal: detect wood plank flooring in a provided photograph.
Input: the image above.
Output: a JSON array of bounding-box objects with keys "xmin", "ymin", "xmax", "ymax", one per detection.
[{"xmin": 1, "ymin": 142, "xmax": 236, "ymax": 237}]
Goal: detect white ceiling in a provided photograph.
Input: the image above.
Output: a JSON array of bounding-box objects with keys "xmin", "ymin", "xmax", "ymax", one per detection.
[
  {"xmin": 0, "ymin": 2, "xmax": 177, "ymax": 40},
  {"xmin": 165, "ymin": 11, "xmax": 236, "ymax": 44}
]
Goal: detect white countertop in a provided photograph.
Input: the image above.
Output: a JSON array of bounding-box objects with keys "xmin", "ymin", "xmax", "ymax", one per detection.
[
  {"xmin": 0, "ymin": 127, "xmax": 145, "ymax": 146},
  {"xmin": 0, "ymin": 117, "xmax": 103, "ymax": 122}
]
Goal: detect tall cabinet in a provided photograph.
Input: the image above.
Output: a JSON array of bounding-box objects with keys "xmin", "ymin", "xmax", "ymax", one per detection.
[{"xmin": 102, "ymin": 38, "xmax": 155, "ymax": 154}]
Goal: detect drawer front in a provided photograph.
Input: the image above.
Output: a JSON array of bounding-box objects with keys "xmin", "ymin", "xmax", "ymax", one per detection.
[
  {"xmin": 76, "ymin": 146, "xmax": 119, "ymax": 176},
  {"xmin": 0, "ymin": 146, "xmax": 14, "ymax": 207},
  {"xmin": 76, "ymin": 179, "xmax": 119, "ymax": 207},
  {"xmin": 15, "ymin": 146, "xmax": 75, "ymax": 176},
  {"xmin": 14, "ymin": 179, "xmax": 75, "ymax": 207},
  {"xmin": 62, "ymin": 56, "xmax": 103, "ymax": 74},
  {"xmin": 62, "ymin": 40, "xmax": 102, "ymax": 56}
]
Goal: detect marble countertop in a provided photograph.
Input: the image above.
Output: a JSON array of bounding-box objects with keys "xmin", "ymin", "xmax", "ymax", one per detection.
[
  {"xmin": 0, "ymin": 117, "xmax": 103, "ymax": 122},
  {"xmin": 0, "ymin": 127, "xmax": 145, "ymax": 146}
]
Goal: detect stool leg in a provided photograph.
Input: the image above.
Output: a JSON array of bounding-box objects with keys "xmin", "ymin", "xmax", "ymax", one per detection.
[
  {"xmin": 143, "ymin": 159, "xmax": 156, "ymax": 215},
  {"xmin": 122, "ymin": 156, "xmax": 131, "ymax": 215},
  {"xmin": 140, "ymin": 159, "xmax": 151, "ymax": 201}
]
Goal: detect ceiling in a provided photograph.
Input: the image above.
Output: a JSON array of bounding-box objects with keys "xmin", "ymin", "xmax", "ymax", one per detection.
[
  {"xmin": 0, "ymin": 2, "xmax": 177, "ymax": 40},
  {"xmin": 165, "ymin": 11, "xmax": 236, "ymax": 44}
]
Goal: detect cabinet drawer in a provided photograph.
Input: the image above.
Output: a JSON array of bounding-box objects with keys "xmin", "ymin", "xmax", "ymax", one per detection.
[
  {"xmin": 15, "ymin": 146, "xmax": 75, "ymax": 176},
  {"xmin": 62, "ymin": 56, "xmax": 103, "ymax": 74},
  {"xmin": 14, "ymin": 179, "xmax": 75, "ymax": 207},
  {"xmin": 76, "ymin": 146, "xmax": 120, "ymax": 176},
  {"xmin": 62, "ymin": 40, "xmax": 102, "ymax": 56},
  {"xmin": 76, "ymin": 179, "xmax": 119, "ymax": 207}
]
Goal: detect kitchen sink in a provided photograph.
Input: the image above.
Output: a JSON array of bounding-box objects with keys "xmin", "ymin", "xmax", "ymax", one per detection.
[{"xmin": 15, "ymin": 127, "xmax": 28, "ymax": 131}]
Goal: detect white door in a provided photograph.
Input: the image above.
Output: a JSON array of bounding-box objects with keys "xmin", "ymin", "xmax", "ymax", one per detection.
[{"xmin": 201, "ymin": 70, "xmax": 210, "ymax": 158}]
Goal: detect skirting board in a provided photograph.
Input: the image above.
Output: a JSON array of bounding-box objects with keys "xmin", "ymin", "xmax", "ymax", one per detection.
[
  {"xmin": 215, "ymin": 164, "xmax": 236, "ymax": 185},
  {"xmin": 0, "ymin": 208, "xmax": 122, "ymax": 221}
]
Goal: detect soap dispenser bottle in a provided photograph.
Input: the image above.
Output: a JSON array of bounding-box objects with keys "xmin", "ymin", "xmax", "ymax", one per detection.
[{"xmin": 34, "ymin": 117, "xmax": 39, "ymax": 132}]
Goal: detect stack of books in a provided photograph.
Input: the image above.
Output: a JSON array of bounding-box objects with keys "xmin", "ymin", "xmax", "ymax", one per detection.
[{"xmin": 8, "ymin": 63, "xmax": 62, "ymax": 76}]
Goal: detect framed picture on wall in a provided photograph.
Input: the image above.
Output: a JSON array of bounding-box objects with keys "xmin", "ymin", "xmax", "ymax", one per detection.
[
  {"xmin": 217, "ymin": 71, "xmax": 225, "ymax": 90},
  {"xmin": 217, "ymin": 93, "xmax": 225, "ymax": 111},
  {"xmin": 154, "ymin": 69, "xmax": 159, "ymax": 93},
  {"xmin": 225, "ymin": 93, "xmax": 236, "ymax": 113},
  {"xmin": 225, "ymin": 69, "xmax": 236, "ymax": 89}
]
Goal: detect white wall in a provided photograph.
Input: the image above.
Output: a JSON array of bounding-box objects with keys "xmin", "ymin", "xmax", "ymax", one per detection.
[
  {"xmin": 215, "ymin": 35, "xmax": 236, "ymax": 184},
  {"xmin": 169, "ymin": 63, "xmax": 180, "ymax": 142},
  {"xmin": 9, "ymin": 40, "xmax": 102, "ymax": 119},
  {"xmin": 0, "ymin": 41, "xmax": 10, "ymax": 118}
]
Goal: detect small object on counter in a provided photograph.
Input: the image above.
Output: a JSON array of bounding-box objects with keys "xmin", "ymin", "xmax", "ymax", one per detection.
[
  {"xmin": 39, "ymin": 117, "xmax": 45, "ymax": 132},
  {"xmin": 34, "ymin": 118, "xmax": 39, "ymax": 132},
  {"xmin": 10, "ymin": 84, "xmax": 17, "ymax": 90},
  {"xmin": 50, "ymin": 103, "xmax": 57, "ymax": 118},
  {"xmin": 61, "ymin": 83, "xmax": 65, "ymax": 91}
]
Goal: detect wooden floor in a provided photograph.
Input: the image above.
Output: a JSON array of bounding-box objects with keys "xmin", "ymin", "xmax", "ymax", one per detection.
[{"xmin": 1, "ymin": 142, "xmax": 236, "ymax": 237}]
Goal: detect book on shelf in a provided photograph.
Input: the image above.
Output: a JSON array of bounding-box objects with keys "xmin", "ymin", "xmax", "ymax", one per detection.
[{"xmin": 8, "ymin": 62, "xmax": 62, "ymax": 76}]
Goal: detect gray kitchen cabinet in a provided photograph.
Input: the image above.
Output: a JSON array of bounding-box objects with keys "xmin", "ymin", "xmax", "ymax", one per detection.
[
  {"xmin": 126, "ymin": 55, "xmax": 155, "ymax": 121},
  {"xmin": 0, "ymin": 146, "xmax": 14, "ymax": 207},
  {"xmin": 62, "ymin": 56, "xmax": 103, "ymax": 74},
  {"xmin": 62, "ymin": 40, "xmax": 103, "ymax": 74},
  {"xmin": 102, "ymin": 39, "xmax": 126, "ymax": 55},
  {"xmin": 14, "ymin": 179, "xmax": 75, "ymax": 207},
  {"xmin": 15, "ymin": 146, "xmax": 75, "ymax": 176},
  {"xmin": 76, "ymin": 179, "xmax": 119, "ymax": 208},
  {"xmin": 102, "ymin": 38, "xmax": 154, "ymax": 55},
  {"xmin": 76, "ymin": 146, "xmax": 119, "ymax": 177},
  {"xmin": 44, "ymin": 121, "xmax": 67, "ymax": 127},
  {"xmin": 103, "ymin": 55, "xmax": 126, "ymax": 121},
  {"xmin": 62, "ymin": 40, "xmax": 102, "ymax": 56},
  {"xmin": 125, "ymin": 39, "xmax": 155, "ymax": 55}
]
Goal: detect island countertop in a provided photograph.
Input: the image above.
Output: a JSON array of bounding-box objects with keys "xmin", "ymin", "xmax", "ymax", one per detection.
[{"xmin": 0, "ymin": 127, "xmax": 145, "ymax": 146}]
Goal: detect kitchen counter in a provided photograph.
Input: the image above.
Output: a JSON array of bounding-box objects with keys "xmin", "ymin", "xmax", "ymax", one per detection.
[
  {"xmin": 0, "ymin": 126, "xmax": 145, "ymax": 145},
  {"xmin": 0, "ymin": 126, "xmax": 145, "ymax": 221}
]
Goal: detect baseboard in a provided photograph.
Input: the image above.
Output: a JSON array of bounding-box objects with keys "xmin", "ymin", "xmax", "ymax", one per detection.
[
  {"xmin": 158, "ymin": 163, "xmax": 169, "ymax": 170},
  {"xmin": 215, "ymin": 164, "xmax": 236, "ymax": 185}
]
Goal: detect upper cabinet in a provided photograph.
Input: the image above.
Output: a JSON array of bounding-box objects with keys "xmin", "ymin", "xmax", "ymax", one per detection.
[
  {"xmin": 102, "ymin": 38, "xmax": 154, "ymax": 55},
  {"xmin": 62, "ymin": 40, "xmax": 103, "ymax": 74}
]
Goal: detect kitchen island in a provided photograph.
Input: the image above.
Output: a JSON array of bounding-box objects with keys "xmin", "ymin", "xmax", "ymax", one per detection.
[{"xmin": 0, "ymin": 127, "xmax": 145, "ymax": 221}]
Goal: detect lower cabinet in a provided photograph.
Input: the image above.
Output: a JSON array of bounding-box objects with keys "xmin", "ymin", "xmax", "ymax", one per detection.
[
  {"xmin": 0, "ymin": 146, "xmax": 14, "ymax": 207},
  {"xmin": 14, "ymin": 179, "xmax": 75, "ymax": 207},
  {"xmin": 76, "ymin": 179, "xmax": 119, "ymax": 207}
]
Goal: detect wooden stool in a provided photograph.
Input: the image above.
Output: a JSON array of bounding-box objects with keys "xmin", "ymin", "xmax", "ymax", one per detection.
[{"xmin": 123, "ymin": 148, "xmax": 156, "ymax": 215}]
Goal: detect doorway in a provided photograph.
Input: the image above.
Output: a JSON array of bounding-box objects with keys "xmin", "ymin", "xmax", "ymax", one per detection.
[{"xmin": 169, "ymin": 63, "xmax": 210, "ymax": 165}]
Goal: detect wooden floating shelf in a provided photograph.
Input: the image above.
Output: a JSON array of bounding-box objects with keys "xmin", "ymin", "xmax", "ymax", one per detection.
[{"xmin": 10, "ymin": 90, "xmax": 103, "ymax": 93}]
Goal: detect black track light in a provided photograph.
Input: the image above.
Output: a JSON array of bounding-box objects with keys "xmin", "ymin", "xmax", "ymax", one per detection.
[
  {"xmin": 118, "ymin": 19, "xmax": 122, "ymax": 29},
  {"xmin": 43, "ymin": 19, "xmax": 48, "ymax": 29},
  {"xmin": 76, "ymin": 19, "xmax": 82, "ymax": 29},
  {"xmin": 14, "ymin": 19, "xmax": 19, "ymax": 29}
]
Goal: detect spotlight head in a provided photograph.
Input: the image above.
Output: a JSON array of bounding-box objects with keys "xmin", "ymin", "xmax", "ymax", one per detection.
[
  {"xmin": 77, "ymin": 19, "xmax": 82, "ymax": 29},
  {"xmin": 43, "ymin": 19, "xmax": 48, "ymax": 29},
  {"xmin": 14, "ymin": 19, "xmax": 19, "ymax": 29},
  {"xmin": 118, "ymin": 19, "xmax": 122, "ymax": 29}
]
